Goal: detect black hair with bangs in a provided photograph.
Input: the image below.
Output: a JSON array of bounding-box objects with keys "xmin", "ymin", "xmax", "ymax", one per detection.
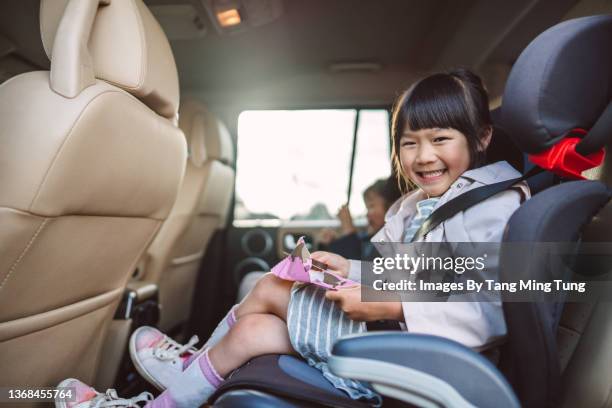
[{"xmin": 391, "ymin": 69, "xmax": 492, "ymax": 191}]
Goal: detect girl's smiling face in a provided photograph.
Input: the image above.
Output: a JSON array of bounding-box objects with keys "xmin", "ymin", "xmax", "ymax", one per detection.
[{"xmin": 400, "ymin": 127, "xmax": 472, "ymax": 197}]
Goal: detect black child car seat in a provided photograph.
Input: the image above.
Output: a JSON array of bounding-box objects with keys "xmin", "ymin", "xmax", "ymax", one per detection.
[{"xmin": 209, "ymin": 15, "xmax": 612, "ymax": 408}]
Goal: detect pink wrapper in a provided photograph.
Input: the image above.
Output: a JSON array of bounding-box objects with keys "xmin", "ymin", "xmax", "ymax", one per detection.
[{"xmin": 271, "ymin": 237, "xmax": 358, "ymax": 290}]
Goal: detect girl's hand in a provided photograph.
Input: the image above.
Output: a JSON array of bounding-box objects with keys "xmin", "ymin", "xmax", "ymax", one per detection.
[
  {"xmin": 310, "ymin": 251, "xmax": 349, "ymax": 278},
  {"xmin": 325, "ymin": 285, "xmax": 404, "ymax": 322}
]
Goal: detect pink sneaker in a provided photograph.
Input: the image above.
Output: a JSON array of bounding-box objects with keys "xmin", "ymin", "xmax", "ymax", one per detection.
[
  {"xmin": 55, "ymin": 378, "xmax": 152, "ymax": 408},
  {"xmin": 129, "ymin": 326, "xmax": 200, "ymax": 390}
]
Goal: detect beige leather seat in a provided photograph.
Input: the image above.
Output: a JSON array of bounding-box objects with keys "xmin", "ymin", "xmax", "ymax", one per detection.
[
  {"xmin": 0, "ymin": 0, "xmax": 186, "ymax": 390},
  {"xmin": 143, "ymin": 98, "xmax": 234, "ymax": 332}
]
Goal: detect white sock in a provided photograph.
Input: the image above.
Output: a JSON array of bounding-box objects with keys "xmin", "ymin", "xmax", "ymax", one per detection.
[
  {"xmin": 163, "ymin": 349, "xmax": 223, "ymax": 408},
  {"xmin": 203, "ymin": 304, "xmax": 238, "ymax": 349},
  {"xmin": 183, "ymin": 305, "xmax": 238, "ymax": 369}
]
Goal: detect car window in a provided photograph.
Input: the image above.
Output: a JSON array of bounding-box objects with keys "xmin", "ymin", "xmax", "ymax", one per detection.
[
  {"xmin": 234, "ymin": 109, "xmax": 390, "ymax": 224},
  {"xmin": 348, "ymin": 109, "xmax": 391, "ymax": 223}
]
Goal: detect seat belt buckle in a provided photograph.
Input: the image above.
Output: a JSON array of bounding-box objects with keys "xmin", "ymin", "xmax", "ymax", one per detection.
[{"xmin": 528, "ymin": 128, "xmax": 605, "ymax": 179}]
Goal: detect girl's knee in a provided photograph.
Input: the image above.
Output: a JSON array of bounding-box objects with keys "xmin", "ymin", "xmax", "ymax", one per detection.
[
  {"xmin": 230, "ymin": 314, "xmax": 275, "ymax": 342},
  {"xmin": 228, "ymin": 314, "xmax": 290, "ymax": 351},
  {"xmin": 256, "ymin": 272, "xmax": 284, "ymax": 290},
  {"xmin": 252, "ymin": 273, "xmax": 290, "ymax": 301},
  {"xmin": 237, "ymin": 273, "xmax": 292, "ymax": 319}
]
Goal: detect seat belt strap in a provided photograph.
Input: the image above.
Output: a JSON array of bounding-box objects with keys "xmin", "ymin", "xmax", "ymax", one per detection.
[
  {"xmin": 411, "ymin": 166, "xmax": 543, "ymax": 242},
  {"xmin": 366, "ymin": 167, "xmax": 544, "ymax": 332}
]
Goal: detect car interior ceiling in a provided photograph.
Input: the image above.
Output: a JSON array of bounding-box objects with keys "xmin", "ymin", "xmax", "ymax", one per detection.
[
  {"xmin": 0, "ymin": 0, "xmax": 611, "ymax": 407},
  {"xmin": 0, "ymin": 0, "xmax": 591, "ymax": 109}
]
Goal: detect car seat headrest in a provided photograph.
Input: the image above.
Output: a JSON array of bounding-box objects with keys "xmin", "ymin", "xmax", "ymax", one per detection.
[
  {"xmin": 179, "ymin": 99, "xmax": 234, "ymax": 167},
  {"xmin": 488, "ymin": 108, "xmax": 524, "ymax": 172},
  {"xmin": 206, "ymin": 113, "xmax": 234, "ymax": 166},
  {"xmin": 40, "ymin": 0, "xmax": 179, "ymax": 121},
  {"xmin": 502, "ymin": 15, "xmax": 612, "ymax": 156}
]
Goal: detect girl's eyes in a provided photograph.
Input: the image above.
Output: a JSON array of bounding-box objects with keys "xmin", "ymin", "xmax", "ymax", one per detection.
[
  {"xmin": 400, "ymin": 136, "xmax": 452, "ymax": 147},
  {"xmin": 433, "ymin": 136, "xmax": 450, "ymax": 143},
  {"xmin": 401, "ymin": 136, "xmax": 449, "ymax": 146}
]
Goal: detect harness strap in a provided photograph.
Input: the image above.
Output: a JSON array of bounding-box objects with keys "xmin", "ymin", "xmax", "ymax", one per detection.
[
  {"xmin": 411, "ymin": 166, "xmax": 543, "ymax": 242},
  {"xmin": 366, "ymin": 167, "xmax": 543, "ymax": 332}
]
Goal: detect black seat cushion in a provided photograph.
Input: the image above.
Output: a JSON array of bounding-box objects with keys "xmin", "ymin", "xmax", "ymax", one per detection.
[{"xmin": 209, "ymin": 355, "xmax": 372, "ymax": 408}]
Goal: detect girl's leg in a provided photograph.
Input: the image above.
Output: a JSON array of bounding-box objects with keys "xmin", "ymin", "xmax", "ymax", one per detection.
[
  {"xmin": 209, "ymin": 313, "xmax": 296, "ymax": 376},
  {"xmin": 152, "ymin": 313, "xmax": 295, "ymax": 408},
  {"xmin": 202, "ymin": 273, "xmax": 293, "ymax": 350},
  {"xmin": 235, "ymin": 272, "xmax": 294, "ymax": 321},
  {"xmin": 66, "ymin": 281, "xmax": 297, "ymax": 408}
]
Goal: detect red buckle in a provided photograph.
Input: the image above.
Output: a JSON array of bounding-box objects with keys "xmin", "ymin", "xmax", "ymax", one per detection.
[{"xmin": 528, "ymin": 129, "xmax": 606, "ymax": 179}]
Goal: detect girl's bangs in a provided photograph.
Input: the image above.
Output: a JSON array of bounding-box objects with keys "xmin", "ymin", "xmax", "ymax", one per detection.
[{"xmin": 401, "ymin": 76, "xmax": 473, "ymax": 134}]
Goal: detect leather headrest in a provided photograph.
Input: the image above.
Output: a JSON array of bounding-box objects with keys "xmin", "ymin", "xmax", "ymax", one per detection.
[
  {"xmin": 40, "ymin": 0, "xmax": 179, "ymax": 120},
  {"xmin": 179, "ymin": 99, "xmax": 234, "ymax": 167},
  {"xmin": 206, "ymin": 112, "xmax": 234, "ymax": 165},
  {"xmin": 502, "ymin": 15, "xmax": 612, "ymax": 154}
]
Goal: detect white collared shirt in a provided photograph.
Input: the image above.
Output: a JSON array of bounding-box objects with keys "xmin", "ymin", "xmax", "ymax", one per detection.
[{"xmin": 348, "ymin": 161, "xmax": 531, "ymax": 348}]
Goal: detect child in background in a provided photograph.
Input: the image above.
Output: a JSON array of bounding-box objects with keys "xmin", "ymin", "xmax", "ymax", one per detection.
[
  {"xmin": 56, "ymin": 69, "xmax": 529, "ymax": 408},
  {"xmin": 319, "ymin": 177, "xmax": 401, "ymax": 260}
]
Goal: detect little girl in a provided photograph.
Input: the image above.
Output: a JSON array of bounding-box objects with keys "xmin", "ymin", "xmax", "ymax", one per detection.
[{"xmin": 56, "ymin": 69, "xmax": 529, "ymax": 408}]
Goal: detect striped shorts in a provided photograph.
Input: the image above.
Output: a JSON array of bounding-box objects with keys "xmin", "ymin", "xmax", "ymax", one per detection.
[{"xmin": 287, "ymin": 283, "xmax": 382, "ymax": 406}]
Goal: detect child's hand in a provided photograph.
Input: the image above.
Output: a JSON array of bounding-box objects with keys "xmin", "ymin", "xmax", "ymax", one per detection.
[
  {"xmin": 310, "ymin": 251, "xmax": 349, "ymax": 278},
  {"xmin": 337, "ymin": 204, "xmax": 356, "ymax": 235},
  {"xmin": 325, "ymin": 285, "xmax": 404, "ymax": 322}
]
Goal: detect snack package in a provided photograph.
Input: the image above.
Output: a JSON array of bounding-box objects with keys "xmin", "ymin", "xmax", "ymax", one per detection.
[{"xmin": 271, "ymin": 236, "xmax": 358, "ymax": 290}]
